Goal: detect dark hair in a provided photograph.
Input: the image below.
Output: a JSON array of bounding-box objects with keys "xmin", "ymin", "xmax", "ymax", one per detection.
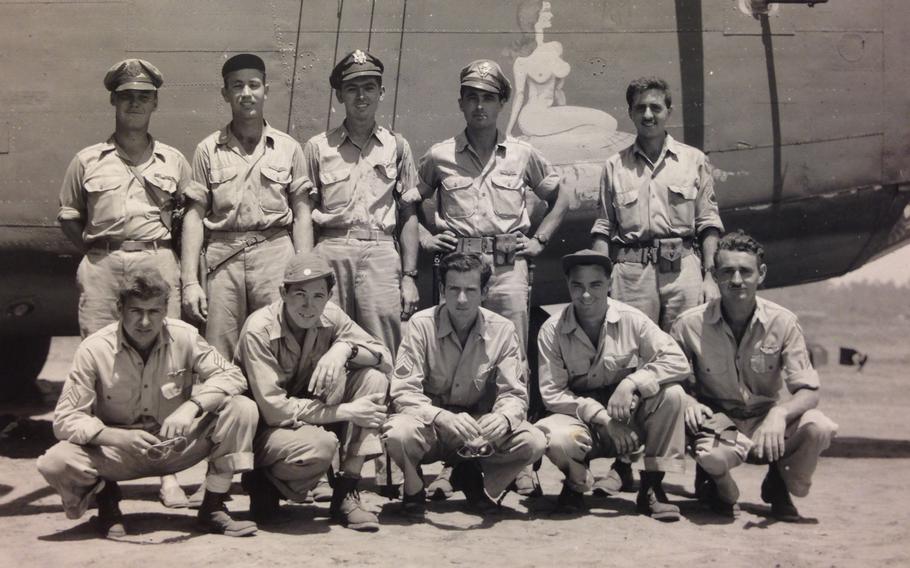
[
  {"xmin": 459, "ymin": 86, "xmax": 507, "ymax": 103},
  {"xmin": 714, "ymin": 230, "xmax": 765, "ymax": 267},
  {"xmin": 439, "ymin": 252, "xmax": 492, "ymax": 289},
  {"xmin": 626, "ymin": 76, "xmax": 672, "ymax": 108},
  {"xmin": 117, "ymin": 266, "xmax": 170, "ymax": 307}
]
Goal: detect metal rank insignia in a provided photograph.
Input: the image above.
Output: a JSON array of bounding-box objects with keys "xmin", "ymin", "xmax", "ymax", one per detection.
[
  {"xmin": 125, "ymin": 60, "xmax": 143, "ymax": 77},
  {"xmin": 477, "ymin": 61, "xmax": 492, "ymax": 78},
  {"xmin": 353, "ymin": 50, "xmax": 367, "ymax": 64}
]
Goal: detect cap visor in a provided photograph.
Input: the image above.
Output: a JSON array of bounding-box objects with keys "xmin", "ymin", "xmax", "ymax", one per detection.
[
  {"xmin": 340, "ymin": 70, "xmax": 383, "ymax": 84},
  {"xmin": 115, "ymin": 82, "xmax": 157, "ymax": 92},
  {"xmin": 460, "ymin": 80, "xmax": 500, "ymax": 94}
]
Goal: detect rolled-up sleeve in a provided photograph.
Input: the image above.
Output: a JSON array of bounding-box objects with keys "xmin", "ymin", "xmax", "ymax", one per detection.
[
  {"xmin": 288, "ymin": 141, "xmax": 312, "ymax": 204},
  {"xmin": 53, "ymin": 345, "xmax": 105, "ymax": 445},
  {"xmin": 190, "ymin": 143, "xmax": 213, "ymax": 207},
  {"xmin": 525, "ymin": 147, "xmax": 560, "ymax": 201},
  {"xmin": 694, "ymin": 155, "xmax": 723, "ymax": 235},
  {"xmin": 626, "ymin": 315, "xmax": 691, "ymax": 398},
  {"xmin": 590, "ymin": 163, "xmax": 615, "ymax": 239},
  {"xmin": 191, "ymin": 333, "xmax": 248, "ymax": 403},
  {"xmin": 490, "ymin": 329, "xmax": 528, "ymax": 429},
  {"xmin": 389, "ymin": 319, "xmax": 440, "ymax": 424},
  {"xmin": 57, "ymin": 156, "xmax": 86, "ymax": 222},
  {"xmin": 781, "ymin": 318, "xmax": 820, "ymax": 393},
  {"xmin": 237, "ymin": 329, "xmax": 324, "ymax": 427},
  {"xmin": 537, "ymin": 321, "xmax": 605, "ymax": 424},
  {"xmin": 177, "ymin": 151, "xmax": 207, "ymax": 205},
  {"xmin": 416, "ymin": 149, "xmax": 440, "ymax": 201}
]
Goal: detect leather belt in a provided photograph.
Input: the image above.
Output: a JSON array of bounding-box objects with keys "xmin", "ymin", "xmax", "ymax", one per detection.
[
  {"xmin": 454, "ymin": 236, "xmax": 496, "ymax": 254},
  {"xmin": 90, "ymin": 239, "xmax": 172, "ymax": 252},
  {"xmin": 611, "ymin": 237, "xmax": 694, "ymax": 264},
  {"xmin": 319, "ymin": 227, "xmax": 394, "ymax": 241},
  {"xmin": 209, "ymin": 227, "xmax": 288, "ymax": 243}
]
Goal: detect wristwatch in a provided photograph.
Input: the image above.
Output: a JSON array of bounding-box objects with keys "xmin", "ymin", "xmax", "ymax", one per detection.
[
  {"xmin": 533, "ymin": 233, "xmax": 549, "ymax": 246},
  {"xmin": 346, "ymin": 344, "xmax": 359, "ymax": 362},
  {"xmin": 402, "ymin": 269, "xmax": 419, "ymax": 279}
]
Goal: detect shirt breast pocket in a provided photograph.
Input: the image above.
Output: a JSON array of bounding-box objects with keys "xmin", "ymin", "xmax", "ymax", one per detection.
[
  {"xmin": 612, "ymin": 189, "xmax": 642, "ymax": 233},
  {"xmin": 208, "ymin": 166, "xmax": 240, "ymax": 214},
  {"xmin": 440, "ymin": 175, "xmax": 477, "ymax": 219},
  {"xmin": 260, "ymin": 164, "xmax": 292, "ymax": 214},
  {"xmin": 490, "ymin": 173, "xmax": 525, "ymax": 218},
  {"xmin": 750, "ymin": 344, "xmax": 781, "ymax": 375},
  {"xmin": 667, "ymin": 184, "xmax": 697, "ymax": 229},
  {"xmin": 83, "ymin": 175, "xmax": 124, "ymax": 227},
  {"xmin": 602, "ymin": 353, "xmax": 639, "ymax": 381},
  {"xmin": 319, "ymin": 167, "xmax": 354, "ymax": 212}
]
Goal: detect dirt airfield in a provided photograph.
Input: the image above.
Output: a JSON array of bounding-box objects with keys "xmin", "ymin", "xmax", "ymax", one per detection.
[{"xmin": 1, "ymin": 284, "xmax": 908, "ymax": 568}]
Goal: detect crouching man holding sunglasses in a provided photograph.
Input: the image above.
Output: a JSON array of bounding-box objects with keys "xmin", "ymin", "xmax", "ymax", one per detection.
[
  {"xmin": 383, "ymin": 253, "xmax": 546, "ymax": 518},
  {"xmin": 37, "ymin": 266, "xmax": 259, "ymax": 539}
]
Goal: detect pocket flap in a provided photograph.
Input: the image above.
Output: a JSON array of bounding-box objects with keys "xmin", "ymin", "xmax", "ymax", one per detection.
[
  {"xmin": 491, "ymin": 173, "xmax": 522, "ymax": 190},
  {"xmin": 602, "ymin": 353, "xmax": 639, "ymax": 371},
  {"xmin": 616, "ymin": 189, "xmax": 639, "ymax": 206},
  {"xmin": 442, "ymin": 175, "xmax": 473, "ymax": 191},
  {"xmin": 319, "ymin": 167, "xmax": 352, "ymax": 186},
  {"xmin": 668, "ymin": 184, "xmax": 697, "ymax": 200},
  {"xmin": 261, "ymin": 164, "xmax": 292, "ymax": 184},
  {"xmin": 84, "ymin": 176, "xmax": 121, "ymax": 193},
  {"xmin": 208, "ymin": 166, "xmax": 238, "ymax": 184},
  {"xmin": 146, "ymin": 173, "xmax": 178, "ymax": 194}
]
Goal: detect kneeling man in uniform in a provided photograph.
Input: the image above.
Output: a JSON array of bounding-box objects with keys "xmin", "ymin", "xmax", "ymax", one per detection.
[
  {"xmin": 670, "ymin": 231, "xmax": 837, "ymax": 520},
  {"xmin": 535, "ymin": 249, "xmax": 690, "ymax": 521},
  {"xmin": 37, "ymin": 267, "xmax": 259, "ymax": 538},
  {"xmin": 236, "ymin": 251, "xmax": 391, "ymax": 531},
  {"xmin": 383, "ymin": 252, "xmax": 546, "ymax": 517}
]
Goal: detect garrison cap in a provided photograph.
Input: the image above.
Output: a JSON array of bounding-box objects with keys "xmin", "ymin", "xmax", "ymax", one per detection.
[
  {"xmin": 104, "ymin": 59, "xmax": 163, "ymax": 92},
  {"xmin": 459, "ymin": 59, "xmax": 511, "ymax": 101},
  {"xmin": 330, "ymin": 49, "xmax": 384, "ymax": 89},
  {"xmin": 283, "ymin": 251, "xmax": 334, "ymax": 286},
  {"xmin": 561, "ymin": 249, "xmax": 613, "ymax": 275},
  {"xmin": 221, "ymin": 53, "xmax": 266, "ymax": 78}
]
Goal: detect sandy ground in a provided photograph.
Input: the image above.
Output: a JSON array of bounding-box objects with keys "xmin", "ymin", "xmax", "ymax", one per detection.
[{"xmin": 1, "ymin": 289, "xmax": 909, "ymax": 567}]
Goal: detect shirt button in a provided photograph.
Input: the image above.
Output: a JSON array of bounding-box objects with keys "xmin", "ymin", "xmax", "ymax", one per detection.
[
  {"xmin": 144, "ymin": 384, "xmax": 148, "ymax": 389},
  {"xmin": 143, "ymin": 408, "xmax": 149, "ymax": 412}
]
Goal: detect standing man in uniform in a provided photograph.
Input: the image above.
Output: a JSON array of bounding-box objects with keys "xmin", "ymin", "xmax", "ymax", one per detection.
[
  {"xmin": 302, "ymin": 50, "xmax": 420, "ymax": 496},
  {"xmin": 182, "ymin": 53, "xmax": 312, "ymax": 359},
  {"xmin": 383, "ymin": 253, "xmax": 547, "ymax": 518},
  {"xmin": 589, "ymin": 76, "xmax": 724, "ymax": 494},
  {"xmin": 536, "ymin": 249, "xmax": 690, "ymax": 521},
  {"xmin": 57, "ymin": 59, "xmax": 201, "ymax": 508},
  {"xmin": 416, "ymin": 59, "xmax": 569, "ymax": 497},
  {"xmin": 236, "ymin": 252, "xmax": 392, "ymax": 531},
  {"xmin": 36, "ymin": 267, "xmax": 258, "ymax": 538},
  {"xmin": 670, "ymin": 231, "xmax": 837, "ymax": 520}
]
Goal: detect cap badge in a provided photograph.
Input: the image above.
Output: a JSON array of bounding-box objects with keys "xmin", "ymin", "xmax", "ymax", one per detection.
[
  {"xmin": 477, "ymin": 61, "xmax": 492, "ymax": 78},
  {"xmin": 303, "ymin": 269, "xmax": 312, "ymax": 276},
  {"xmin": 353, "ymin": 50, "xmax": 367, "ymax": 65},
  {"xmin": 125, "ymin": 61, "xmax": 143, "ymax": 78}
]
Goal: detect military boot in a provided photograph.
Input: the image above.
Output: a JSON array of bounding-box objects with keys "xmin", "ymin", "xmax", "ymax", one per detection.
[
  {"xmin": 197, "ymin": 490, "xmax": 258, "ymax": 537},
  {"xmin": 761, "ymin": 464, "xmax": 800, "ymax": 522},
  {"xmin": 451, "ymin": 461, "xmax": 498, "ymax": 514},
  {"xmin": 330, "ymin": 474, "xmax": 379, "ymax": 532},
  {"xmin": 241, "ymin": 469, "xmax": 282, "ymax": 524},
  {"xmin": 95, "ymin": 480, "xmax": 126, "ymax": 539},
  {"xmin": 593, "ymin": 459, "xmax": 636, "ymax": 496},
  {"xmin": 636, "ymin": 471, "xmax": 680, "ymax": 522}
]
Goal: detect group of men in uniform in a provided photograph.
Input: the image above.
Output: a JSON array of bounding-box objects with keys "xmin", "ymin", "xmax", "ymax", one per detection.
[{"xmin": 37, "ymin": 49, "xmax": 837, "ymax": 540}]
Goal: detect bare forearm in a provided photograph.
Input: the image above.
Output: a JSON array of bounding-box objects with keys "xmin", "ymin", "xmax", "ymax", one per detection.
[
  {"xmin": 399, "ymin": 206, "xmax": 419, "ymax": 272},
  {"xmin": 59, "ymin": 219, "xmax": 86, "ymax": 251},
  {"xmin": 771, "ymin": 388, "xmax": 820, "ymax": 423},
  {"xmin": 699, "ymin": 228, "xmax": 720, "ymax": 272},
  {"xmin": 180, "ymin": 205, "xmax": 205, "ymax": 283}
]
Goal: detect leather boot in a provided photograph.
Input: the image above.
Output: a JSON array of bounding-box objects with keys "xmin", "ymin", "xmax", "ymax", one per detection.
[
  {"xmin": 241, "ymin": 469, "xmax": 281, "ymax": 524},
  {"xmin": 451, "ymin": 461, "xmax": 497, "ymax": 514},
  {"xmin": 761, "ymin": 464, "xmax": 800, "ymax": 522},
  {"xmin": 636, "ymin": 471, "xmax": 680, "ymax": 522},
  {"xmin": 197, "ymin": 489, "xmax": 258, "ymax": 537},
  {"xmin": 555, "ymin": 483, "xmax": 585, "ymax": 513},
  {"xmin": 427, "ymin": 464, "xmax": 454, "ymax": 501},
  {"xmin": 593, "ymin": 460, "xmax": 636, "ymax": 496},
  {"xmin": 96, "ymin": 480, "xmax": 126, "ymax": 539},
  {"xmin": 330, "ymin": 474, "xmax": 379, "ymax": 532}
]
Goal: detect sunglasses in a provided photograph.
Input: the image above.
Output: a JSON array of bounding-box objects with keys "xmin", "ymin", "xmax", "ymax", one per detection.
[
  {"xmin": 457, "ymin": 442, "xmax": 495, "ymax": 459},
  {"xmin": 145, "ymin": 436, "xmax": 188, "ymax": 461}
]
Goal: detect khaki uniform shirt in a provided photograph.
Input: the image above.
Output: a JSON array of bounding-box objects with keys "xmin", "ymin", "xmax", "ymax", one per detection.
[
  {"xmin": 670, "ymin": 297, "xmax": 820, "ymax": 418},
  {"xmin": 191, "ymin": 122, "xmax": 309, "ymax": 232},
  {"xmin": 417, "ymin": 131, "xmax": 559, "ymax": 237},
  {"xmin": 390, "ymin": 306, "xmax": 528, "ymax": 428},
  {"xmin": 58, "ymin": 136, "xmax": 196, "ymax": 243},
  {"xmin": 590, "ymin": 134, "xmax": 723, "ymax": 244},
  {"xmin": 303, "ymin": 123, "xmax": 418, "ymax": 233},
  {"xmin": 538, "ymin": 300, "xmax": 690, "ymax": 424},
  {"xmin": 236, "ymin": 300, "xmax": 392, "ymax": 428},
  {"xmin": 53, "ymin": 319, "xmax": 248, "ymax": 445}
]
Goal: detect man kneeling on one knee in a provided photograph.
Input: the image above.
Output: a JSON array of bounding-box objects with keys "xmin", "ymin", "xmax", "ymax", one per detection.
[
  {"xmin": 235, "ymin": 251, "xmax": 392, "ymax": 531},
  {"xmin": 37, "ymin": 266, "xmax": 259, "ymax": 538},
  {"xmin": 383, "ymin": 252, "xmax": 547, "ymax": 517},
  {"xmin": 670, "ymin": 231, "xmax": 837, "ymax": 521},
  {"xmin": 535, "ymin": 249, "xmax": 690, "ymax": 521}
]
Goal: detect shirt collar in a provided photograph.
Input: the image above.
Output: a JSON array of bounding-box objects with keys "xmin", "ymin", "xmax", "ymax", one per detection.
[
  {"xmin": 116, "ymin": 318, "xmax": 172, "ymax": 354},
  {"xmin": 330, "ymin": 121, "xmax": 384, "ymax": 148},
  {"xmin": 216, "ymin": 121, "xmax": 276, "ymax": 147},
  {"xmin": 455, "ymin": 129, "xmax": 507, "ymax": 153},
  {"xmin": 632, "ymin": 133, "xmax": 678, "ymax": 164},
  {"xmin": 102, "ymin": 134, "xmax": 166, "ymax": 162},
  {"xmin": 434, "ymin": 305, "xmax": 488, "ymax": 341},
  {"xmin": 558, "ymin": 301, "xmax": 620, "ymax": 334},
  {"xmin": 708, "ymin": 297, "xmax": 769, "ymax": 328}
]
